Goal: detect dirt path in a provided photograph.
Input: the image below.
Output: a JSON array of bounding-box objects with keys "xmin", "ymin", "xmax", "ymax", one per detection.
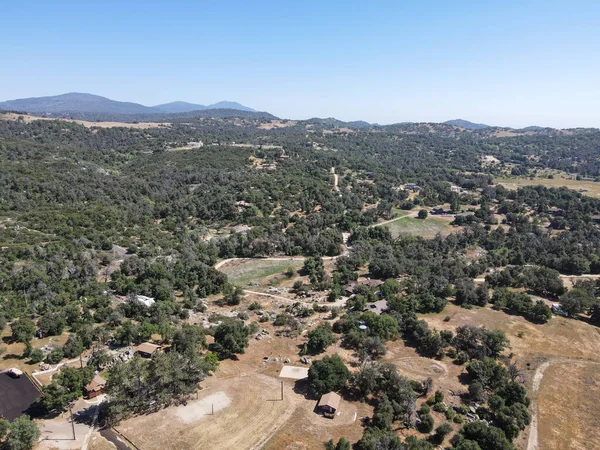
[
  {"xmin": 331, "ymin": 167, "xmax": 340, "ymax": 193},
  {"xmin": 527, "ymin": 358, "xmax": 600, "ymax": 450},
  {"xmin": 371, "ymin": 211, "xmax": 419, "ymax": 227},
  {"xmin": 214, "ymin": 249, "xmax": 349, "ymax": 271},
  {"xmin": 243, "ymin": 290, "xmax": 298, "ymax": 304}
]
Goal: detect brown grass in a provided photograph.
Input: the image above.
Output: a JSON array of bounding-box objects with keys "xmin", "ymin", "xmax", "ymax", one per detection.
[
  {"xmin": 537, "ymin": 362, "xmax": 600, "ymax": 449},
  {"xmin": 497, "ymin": 176, "xmax": 600, "ymax": 198},
  {"xmin": 0, "ymin": 112, "xmax": 170, "ymax": 129}
]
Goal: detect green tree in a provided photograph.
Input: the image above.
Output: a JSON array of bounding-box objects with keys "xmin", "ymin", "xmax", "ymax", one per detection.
[
  {"xmin": 63, "ymin": 335, "xmax": 84, "ymax": 359},
  {"xmin": 11, "ymin": 318, "xmax": 36, "ymax": 344},
  {"xmin": 221, "ymin": 282, "xmax": 244, "ymax": 306},
  {"xmin": 5, "ymin": 415, "xmax": 40, "ymax": 450},
  {"xmin": 28, "ymin": 348, "xmax": 44, "ymax": 364},
  {"xmin": 172, "ymin": 325, "xmax": 206, "ymax": 355},
  {"xmin": 324, "ymin": 438, "xmax": 351, "ymax": 450},
  {"xmin": 560, "ymin": 288, "xmax": 595, "ymax": 317},
  {"xmin": 418, "ymin": 209, "xmax": 428, "ymax": 219},
  {"xmin": 213, "ymin": 320, "xmax": 249, "ymax": 358},
  {"xmin": 0, "ymin": 418, "xmax": 10, "ymax": 441},
  {"xmin": 306, "ymin": 324, "xmax": 336, "ymax": 354},
  {"xmin": 432, "ymin": 423, "xmax": 453, "ymax": 444},
  {"xmin": 308, "ymin": 354, "xmax": 350, "ymax": 396}
]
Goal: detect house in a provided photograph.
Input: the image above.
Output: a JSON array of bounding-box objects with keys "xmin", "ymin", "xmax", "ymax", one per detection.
[
  {"xmin": 404, "ymin": 183, "xmax": 421, "ymax": 192},
  {"xmin": 135, "ymin": 342, "xmax": 161, "ymax": 358},
  {"xmin": 344, "ymin": 279, "xmax": 384, "ymax": 295},
  {"xmin": 84, "ymin": 375, "xmax": 106, "ymax": 399},
  {"xmin": 317, "ymin": 392, "xmax": 341, "ymax": 418},
  {"xmin": 450, "ymin": 185, "xmax": 462, "ymax": 193}
]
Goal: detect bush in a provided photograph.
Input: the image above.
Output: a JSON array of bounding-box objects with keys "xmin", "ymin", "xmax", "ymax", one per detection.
[
  {"xmin": 418, "ymin": 413, "xmax": 434, "ymax": 433},
  {"xmin": 46, "ymin": 348, "xmax": 64, "ymax": 364},
  {"xmin": 28, "ymin": 349, "xmax": 44, "ymax": 364},
  {"xmin": 433, "ymin": 423, "xmax": 453, "ymax": 444}
]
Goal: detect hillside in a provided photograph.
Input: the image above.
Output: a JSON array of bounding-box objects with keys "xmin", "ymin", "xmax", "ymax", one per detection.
[{"xmin": 443, "ymin": 118, "xmax": 491, "ymax": 129}]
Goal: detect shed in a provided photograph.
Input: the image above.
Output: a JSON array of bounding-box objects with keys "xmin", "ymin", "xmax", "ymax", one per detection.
[
  {"xmin": 135, "ymin": 342, "xmax": 161, "ymax": 358},
  {"xmin": 317, "ymin": 391, "xmax": 341, "ymax": 418},
  {"xmin": 84, "ymin": 375, "xmax": 106, "ymax": 399}
]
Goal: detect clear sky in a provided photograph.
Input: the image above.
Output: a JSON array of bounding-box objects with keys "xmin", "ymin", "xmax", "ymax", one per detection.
[{"xmin": 2, "ymin": 1, "xmax": 599, "ymax": 127}]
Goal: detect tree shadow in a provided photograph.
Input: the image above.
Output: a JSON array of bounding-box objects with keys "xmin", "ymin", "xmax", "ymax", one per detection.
[{"xmin": 74, "ymin": 405, "xmax": 99, "ymax": 425}]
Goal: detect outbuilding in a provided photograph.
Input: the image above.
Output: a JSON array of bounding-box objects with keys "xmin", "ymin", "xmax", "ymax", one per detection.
[
  {"xmin": 84, "ymin": 375, "xmax": 106, "ymax": 399},
  {"xmin": 317, "ymin": 391, "xmax": 341, "ymax": 418},
  {"xmin": 135, "ymin": 342, "xmax": 161, "ymax": 358}
]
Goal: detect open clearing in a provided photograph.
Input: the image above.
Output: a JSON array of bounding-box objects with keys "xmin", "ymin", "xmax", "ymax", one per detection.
[
  {"xmin": 497, "ymin": 176, "xmax": 600, "ymax": 198},
  {"xmin": 383, "ymin": 216, "xmax": 454, "ymax": 238},
  {"xmin": 175, "ymin": 391, "xmax": 231, "ymax": 424},
  {"xmin": 117, "ymin": 374, "xmax": 296, "ymax": 450},
  {"xmin": 218, "ymin": 259, "xmax": 304, "ymax": 286}
]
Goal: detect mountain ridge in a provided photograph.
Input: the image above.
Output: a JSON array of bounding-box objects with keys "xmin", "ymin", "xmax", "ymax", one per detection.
[{"xmin": 0, "ymin": 93, "xmax": 257, "ymax": 115}]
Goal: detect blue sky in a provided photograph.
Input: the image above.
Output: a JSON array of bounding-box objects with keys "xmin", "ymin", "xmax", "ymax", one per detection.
[{"xmin": 2, "ymin": 1, "xmax": 599, "ymax": 127}]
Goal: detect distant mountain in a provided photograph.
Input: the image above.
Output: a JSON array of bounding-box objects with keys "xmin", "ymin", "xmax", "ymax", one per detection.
[
  {"xmin": 443, "ymin": 119, "xmax": 491, "ymax": 130},
  {"xmin": 0, "ymin": 93, "xmax": 157, "ymax": 115},
  {"xmin": 153, "ymin": 101, "xmax": 206, "ymax": 113},
  {"xmin": 153, "ymin": 100, "xmax": 255, "ymax": 113},
  {"xmin": 0, "ymin": 93, "xmax": 258, "ymax": 116},
  {"xmin": 206, "ymin": 101, "xmax": 255, "ymax": 112}
]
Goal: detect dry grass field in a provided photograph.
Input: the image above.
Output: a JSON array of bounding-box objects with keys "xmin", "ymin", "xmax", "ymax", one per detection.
[
  {"xmin": 219, "ymin": 259, "xmax": 304, "ymax": 287},
  {"xmin": 497, "ymin": 176, "xmax": 600, "ymax": 198},
  {"xmin": 383, "ymin": 216, "xmax": 455, "ymax": 238},
  {"xmin": 536, "ymin": 362, "xmax": 600, "ymax": 450},
  {"xmin": 0, "ymin": 112, "xmax": 170, "ymax": 129}
]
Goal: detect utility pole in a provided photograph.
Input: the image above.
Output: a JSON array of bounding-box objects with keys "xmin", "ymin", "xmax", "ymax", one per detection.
[{"xmin": 69, "ymin": 403, "xmax": 76, "ymax": 440}]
